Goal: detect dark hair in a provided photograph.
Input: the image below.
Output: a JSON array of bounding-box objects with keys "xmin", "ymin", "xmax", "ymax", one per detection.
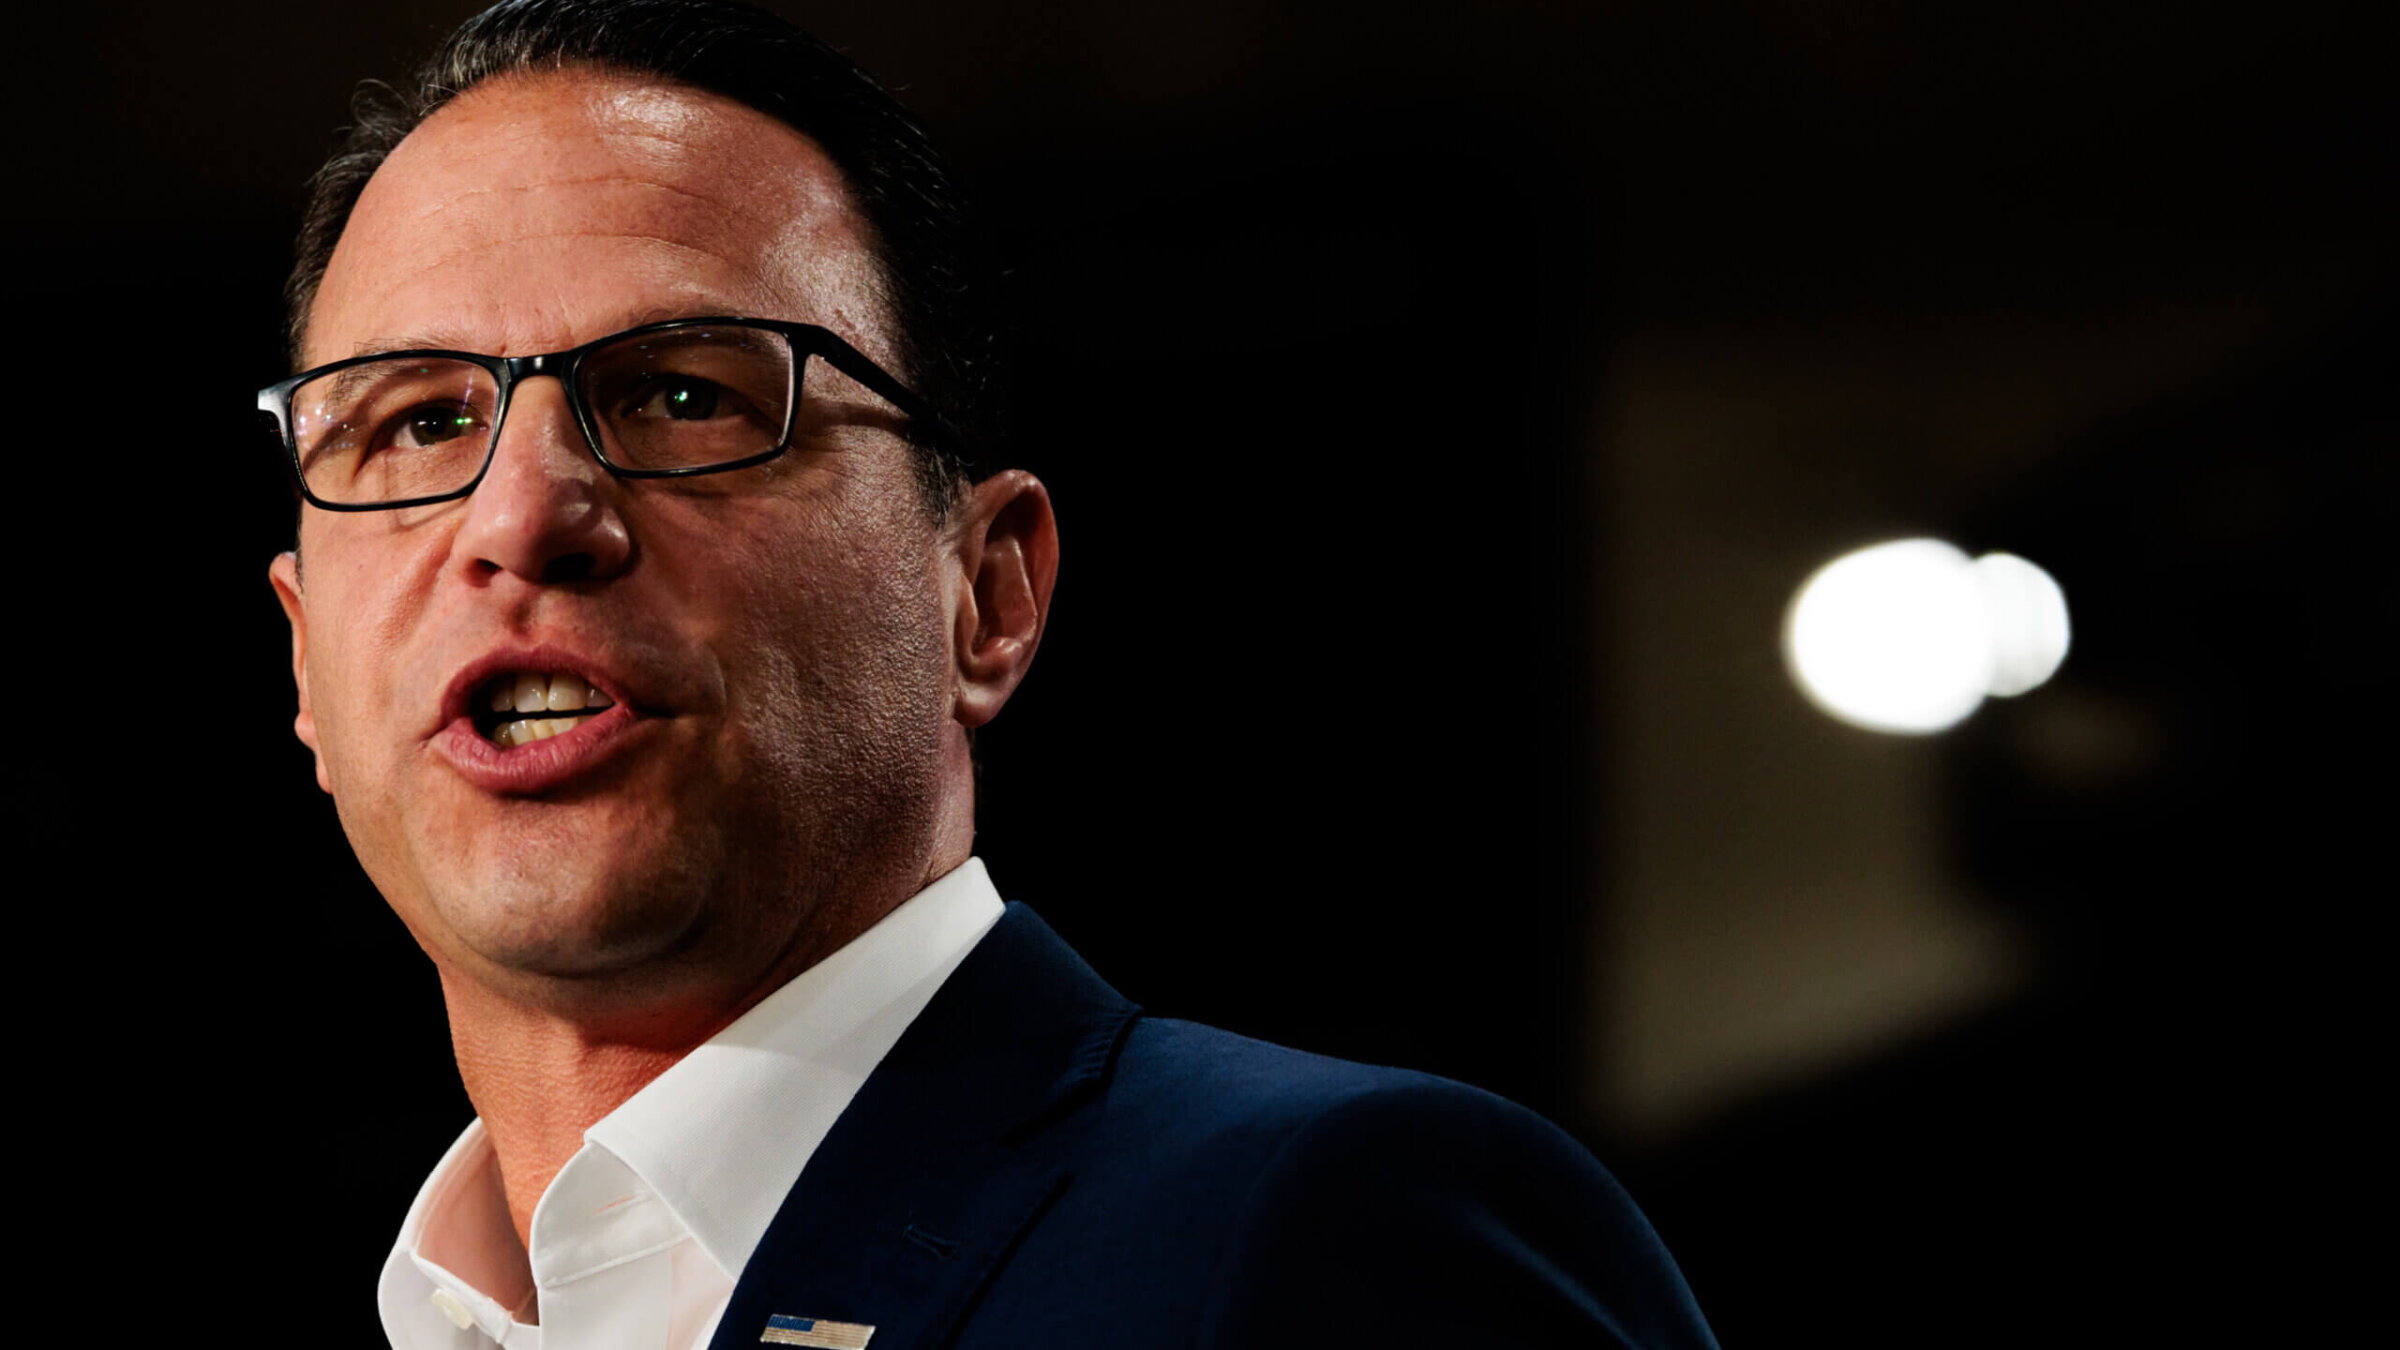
[{"xmin": 285, "ymin": 0, "xmax": 999, "ymax": 513}]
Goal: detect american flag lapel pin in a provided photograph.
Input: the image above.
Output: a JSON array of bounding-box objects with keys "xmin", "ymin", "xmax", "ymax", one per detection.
[{"xmin": 760, "ymin": 1313, "xmax": 876, "ymax": 1349}]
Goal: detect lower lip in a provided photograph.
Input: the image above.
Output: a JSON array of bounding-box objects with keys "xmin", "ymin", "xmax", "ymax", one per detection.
[{"xmin": 433, "ymin": 703, "xmax": 648, "ymax": 794}]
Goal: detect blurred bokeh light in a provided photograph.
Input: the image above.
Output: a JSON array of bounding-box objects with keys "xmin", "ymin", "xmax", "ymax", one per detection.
[{"xmin": 1784, "ymin": 539, "xmax": 2069, "ymax": 732}]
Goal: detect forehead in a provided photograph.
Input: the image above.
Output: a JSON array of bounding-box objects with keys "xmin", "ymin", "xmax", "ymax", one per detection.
[{"xmin": 307, "ymin": 67, "xmax": 885, "ymax": 366}]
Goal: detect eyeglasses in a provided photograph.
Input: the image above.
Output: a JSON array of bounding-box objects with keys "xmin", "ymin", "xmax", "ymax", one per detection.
[{"xmin": 257, "ymin": 317, "xmax": 962, "ymax": 512}]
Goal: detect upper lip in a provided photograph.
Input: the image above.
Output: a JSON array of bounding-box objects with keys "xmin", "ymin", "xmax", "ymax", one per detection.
[{"xmin": 435, "ymin": 643, "xmax": 645, "ymax": 736}]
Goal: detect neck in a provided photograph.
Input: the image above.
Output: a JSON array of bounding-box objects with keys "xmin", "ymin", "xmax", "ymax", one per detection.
[
  {"xmin": 437, "ymin": 971, "xmax": 738, "ymax": 1247},
  {"xmin": 435, "ymin": 835, "xmax": 977, "ymax": 1248}
]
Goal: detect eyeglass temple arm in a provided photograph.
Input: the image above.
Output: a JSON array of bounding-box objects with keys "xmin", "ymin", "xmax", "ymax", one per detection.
[{"xmin": 806, "ymin": 332, "xmax": 974, "ymax": 464}]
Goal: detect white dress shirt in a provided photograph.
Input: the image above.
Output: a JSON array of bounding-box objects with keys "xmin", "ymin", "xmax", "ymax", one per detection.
[{"xmin": 377, "ymin": 860, "xmax": 1008, "ymax": 1350}]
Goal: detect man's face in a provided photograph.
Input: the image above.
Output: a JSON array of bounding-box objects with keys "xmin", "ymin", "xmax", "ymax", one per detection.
[{"xmin": 272, "ymin": 69, "xmax": 965, "ymax": 1018}]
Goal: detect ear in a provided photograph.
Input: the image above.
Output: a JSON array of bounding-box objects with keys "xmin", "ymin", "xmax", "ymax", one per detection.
[
  {"xmin": 269, "ymin": 551, "xmax": 334, "ymax": 794},
  {"xmin": 947, "ymin": 470, "xmax": 1058, "ymax": 728}
]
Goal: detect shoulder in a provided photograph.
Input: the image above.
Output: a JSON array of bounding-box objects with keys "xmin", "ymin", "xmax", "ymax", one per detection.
[
  {"xmin": 1107, "ymin": 1014, "xmax": 1587, "ymax": 1167},
  {"xmin": 866, "ymin": 907, "xmax": 1713, "ymax": 1348},
  {"xmin": 1094, "ymin": 1018, "xmax": 1719, "ymax": 1349}
]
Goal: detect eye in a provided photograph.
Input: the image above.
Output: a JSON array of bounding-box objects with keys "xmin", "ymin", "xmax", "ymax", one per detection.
[
  {"xmin": 626, "ymin": 378, "xmax": 724, "ymax": 421},
  {"xmin": 391, "ymin": 402, "xmax": 485, "ymax": 450}
]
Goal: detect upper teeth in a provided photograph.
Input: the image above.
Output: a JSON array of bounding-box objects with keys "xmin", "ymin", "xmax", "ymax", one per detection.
[{"xmin": 487, "ymin": 672, "xmax": 612, "ymax": 715}]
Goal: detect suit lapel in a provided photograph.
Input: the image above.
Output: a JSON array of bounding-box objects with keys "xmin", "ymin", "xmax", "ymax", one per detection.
[{"xmin": 708, "ymin": 904, "xmax": 1140, "ymax": 1350}]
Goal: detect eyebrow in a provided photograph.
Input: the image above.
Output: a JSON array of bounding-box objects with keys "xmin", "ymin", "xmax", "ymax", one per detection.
[{"xmin": 342, "ymin": 305, "xmax": 747, "ymax": 361}]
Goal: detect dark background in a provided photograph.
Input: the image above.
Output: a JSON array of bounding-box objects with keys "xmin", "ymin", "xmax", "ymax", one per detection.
[{"xmin": 25, "ymin": 1, "xmax": 2388, "ymax": 1342}]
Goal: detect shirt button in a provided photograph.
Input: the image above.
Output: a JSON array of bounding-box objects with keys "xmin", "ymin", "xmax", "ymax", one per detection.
[{"xmin": 430, "ymin": 1288, "xmax": 476, "ymax": 1330}]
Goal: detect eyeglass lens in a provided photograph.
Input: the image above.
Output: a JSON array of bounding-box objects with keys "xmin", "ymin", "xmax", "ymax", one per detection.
[
  {"xmin": 289, "ymin": 325, "xmax": 801, "ymax": 506},
  {"xmin": 577, "ymin": 325, "xmax": 796, "ymax": 472}
]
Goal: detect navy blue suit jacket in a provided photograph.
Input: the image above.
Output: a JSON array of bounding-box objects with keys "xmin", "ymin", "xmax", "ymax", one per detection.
[{"xmin": 706, "ymin": 904, "xmax": 1716, "ymax": 1349}]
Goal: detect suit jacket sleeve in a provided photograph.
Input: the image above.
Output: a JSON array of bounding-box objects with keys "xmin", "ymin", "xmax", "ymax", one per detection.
[{"xmin": 1192, "ymin": 1079, "xmax": 1718, "ymax": 1350}]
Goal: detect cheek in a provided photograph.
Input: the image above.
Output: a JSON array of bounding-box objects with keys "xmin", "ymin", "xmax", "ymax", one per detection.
[
  {"xmin": 299, "ymin": 557, "xmax": 440, "ymax": 786},
  {"xmin": 305, "ymin": 633, "xmax": 396, "ymax": 820},
  {"xmin": 719, "ymin": 521, "xmax": 952, "ymax": 774}
]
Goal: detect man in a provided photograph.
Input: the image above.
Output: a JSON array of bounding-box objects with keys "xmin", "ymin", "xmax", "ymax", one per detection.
[{"xmin": 264, "ymin": 2, "xmax": 1716, "ymax": 1346}]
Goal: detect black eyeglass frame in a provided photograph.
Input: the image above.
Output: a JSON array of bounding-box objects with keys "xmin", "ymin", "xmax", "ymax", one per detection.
[{"xmin": 257, "ymin": 316, "xmax": 968, "ymax": 513}]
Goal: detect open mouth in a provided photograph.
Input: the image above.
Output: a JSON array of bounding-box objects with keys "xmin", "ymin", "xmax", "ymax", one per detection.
[{"xmin": 473, "ymin": 671, "xmax": 616, "ymax": 747}]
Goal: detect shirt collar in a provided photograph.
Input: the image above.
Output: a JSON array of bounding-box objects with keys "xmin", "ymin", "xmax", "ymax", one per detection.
[
  {"xmin": 584, "ymin": 857, "xmax": 1006, "ymax": 1278},
  {"xmin": 379, "ymin": 858, "xmax": 1006, "ymax": 1340}
]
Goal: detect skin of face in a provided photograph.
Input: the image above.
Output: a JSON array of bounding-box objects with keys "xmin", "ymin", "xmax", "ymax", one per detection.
[{"xmin": 269, "ymin": 68, "xmax": 1044, "ymax": 1039}]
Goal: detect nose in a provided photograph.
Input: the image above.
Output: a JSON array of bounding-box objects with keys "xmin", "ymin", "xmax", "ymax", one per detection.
[{"xmin": 450, "ymin": 377, "xmax": 633, "ymax": 585}]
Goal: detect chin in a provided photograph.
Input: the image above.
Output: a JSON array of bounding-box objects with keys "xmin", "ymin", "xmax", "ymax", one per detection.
[{"xmin": 434, "ymin": 838, "xmax": 728, "ymax": 984}]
